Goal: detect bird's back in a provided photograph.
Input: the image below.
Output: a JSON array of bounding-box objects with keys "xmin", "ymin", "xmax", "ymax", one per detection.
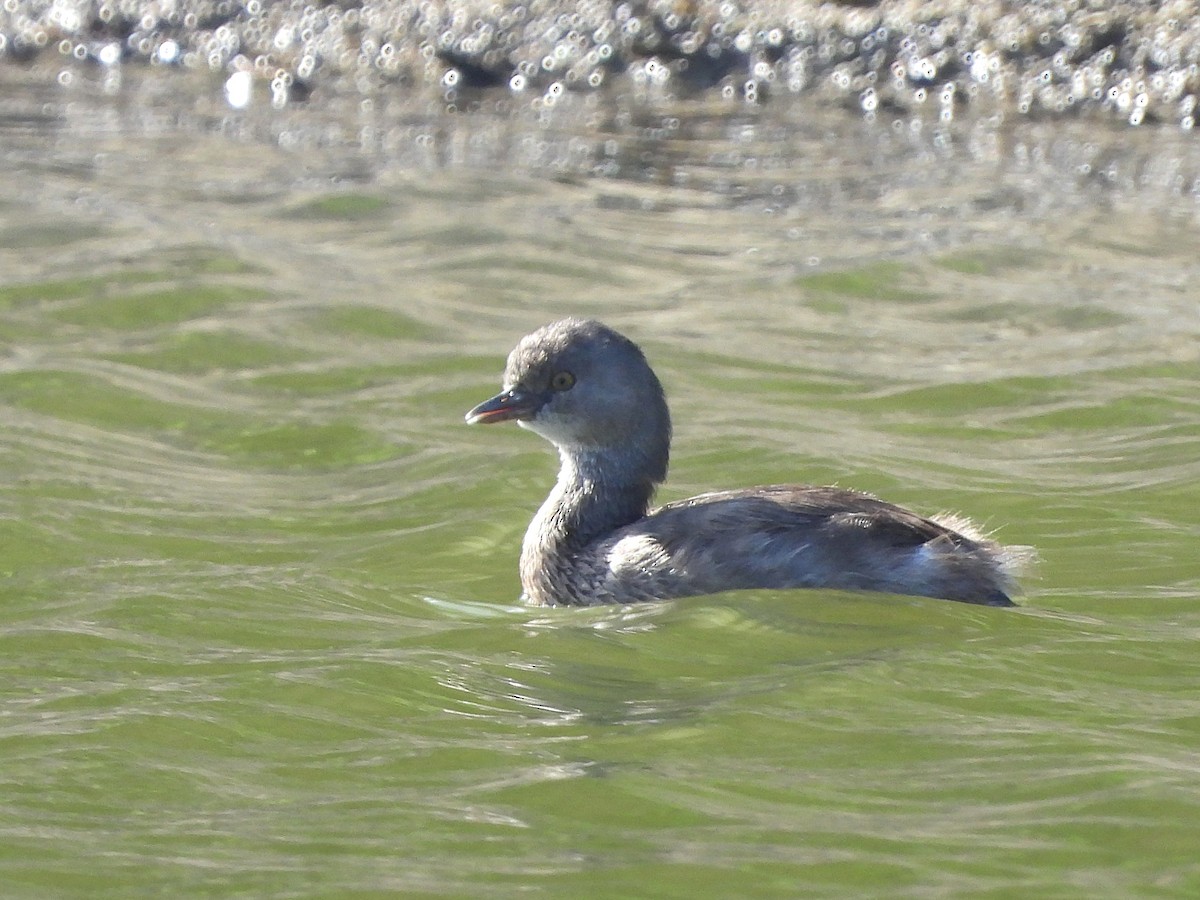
[{"xmin": 577, "ymin": 485, "xmax": 1020, "ymax": 606}]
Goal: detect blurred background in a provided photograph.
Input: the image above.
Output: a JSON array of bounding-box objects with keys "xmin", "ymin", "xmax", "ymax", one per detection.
[{"xmin": 2, "ymin": 2, "xmax": 1198, "ymax": 897}]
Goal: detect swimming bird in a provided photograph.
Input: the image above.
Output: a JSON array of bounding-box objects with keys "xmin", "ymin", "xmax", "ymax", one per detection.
[{"xmin": 466, "ymin": 318, "xmax": 1028, "ymax": 607}]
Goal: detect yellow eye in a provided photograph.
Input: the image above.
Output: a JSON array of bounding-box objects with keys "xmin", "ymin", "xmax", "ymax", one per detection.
[{"xmin": 550, "ymin": 371, "xmax": 575, "ymax": 391}]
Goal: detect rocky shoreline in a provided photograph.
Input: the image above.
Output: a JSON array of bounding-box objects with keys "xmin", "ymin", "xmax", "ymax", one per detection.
[{"xmin": 2, "ymin": 1, "xmax": 1198, "ymax": 127}]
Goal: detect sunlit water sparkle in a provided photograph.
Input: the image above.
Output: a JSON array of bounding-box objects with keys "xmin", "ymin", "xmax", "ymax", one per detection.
[{"xmin": 1, "ymin": 63, "xmax": 1198, "ymax": 898}]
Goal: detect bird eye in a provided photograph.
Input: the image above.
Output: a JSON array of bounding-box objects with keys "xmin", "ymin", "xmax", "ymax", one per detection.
[{"xmin": 550, "ymin": 370, "xmax": 576, "ymax": 391}]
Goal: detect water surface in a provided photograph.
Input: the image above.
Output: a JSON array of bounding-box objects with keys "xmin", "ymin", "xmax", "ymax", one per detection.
[{"xmin": 1, "ymin": 65, "xmax": 1199, "ymax": 897}]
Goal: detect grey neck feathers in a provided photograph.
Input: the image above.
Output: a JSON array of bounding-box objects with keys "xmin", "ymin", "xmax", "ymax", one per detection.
[
  {"xmin": 526, "ymin": 423, "xmax": 669, "ymax": 554},
  {"xmin": 550, "ymin": 447, "xmax": 660, "ymax": 548},
  {"xmin": 520, "ymin": 396, "xmax": 671, "ymax": 604}
]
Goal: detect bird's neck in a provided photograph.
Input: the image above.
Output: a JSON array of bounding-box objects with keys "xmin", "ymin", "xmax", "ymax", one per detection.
[{"xmin": 519, "ymin": 446, "xmax": 660, "ymax": 604}]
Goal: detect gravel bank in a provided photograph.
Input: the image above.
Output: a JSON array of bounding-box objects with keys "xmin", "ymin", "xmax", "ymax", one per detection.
[{"xmin": 2, "ymin": 1, "xmax": 1198, "ymax": 127}]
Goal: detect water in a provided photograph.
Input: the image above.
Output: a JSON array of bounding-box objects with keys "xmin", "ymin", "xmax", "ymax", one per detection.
[{"xmin": 2, "ymin": 64, "xmax": 1199, "ymax": 898}]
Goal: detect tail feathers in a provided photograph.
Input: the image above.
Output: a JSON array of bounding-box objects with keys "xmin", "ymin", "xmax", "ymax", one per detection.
[
  {"xmin": 995, "ymin": 543, "xmax": 1038, "ymax": 599},
  {"xmin": 927, "ymin": 513, "xmax": 1037, "ymax": 606}
]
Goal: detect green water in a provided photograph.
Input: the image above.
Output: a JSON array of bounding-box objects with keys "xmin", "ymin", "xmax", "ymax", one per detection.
[{"xmin": 2, "ymin": 68, "xmax": 1199, "ymax": 898}]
